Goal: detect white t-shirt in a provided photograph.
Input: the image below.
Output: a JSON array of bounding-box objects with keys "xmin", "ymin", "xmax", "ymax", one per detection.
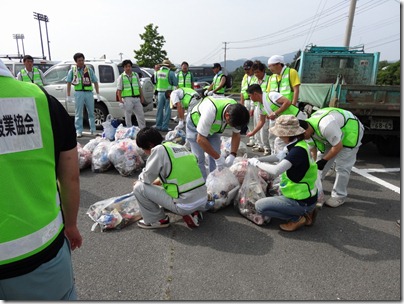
[
  {"xmin": 260, "ymin": 92, "xmax": 307, "ymax": 120},
  {"xmin": 195, "ymin": 98, "xmax": 240, "ymax": 137},
  {"xmin": 315, "ymin": 111, "xmax": 345, "ymax": 147}
]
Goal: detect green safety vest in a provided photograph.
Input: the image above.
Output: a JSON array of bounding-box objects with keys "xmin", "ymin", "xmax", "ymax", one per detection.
[
  {"xmin": 0, "ymin": 76, "xmax": 63, "ymax": 266},
  {"xmin": 121, "ymin": 72, "xmax": 140, "ymax": 97},
  {"xmin": 264, "ymin": 93, "xmax": 300, "ymax": 116},
  {"xmin": 268, "ymin": 67, "xmax": 293, "ymax": 101},
  {"xmin": 179, "ymin": 88, "xmax": 198, "ymax": 109},
  {"xmin": 72, "ymin": 65, "xmax": 93, "ymax": 91},
  {"xmin": 156, "ymin": 67, "xmax": 173, "ymax": 91},
  {"xmin": 20, "ymin": 67, "xmax": 43, "ymax": 86},
  {"xmin": 241, "ymin": 74, "xmax": 258, "ymax": 99},
  {"xmin": 161, "ymin": 142, "xmax": 205, "ymax": 198},
  {"xmin": 212, "ymin": 72, "xmax": 225, "ymax": 94},
  {"xmin": 177, "ymin": 71, "xmax": 192, "ymax": 88},
  {"xmin": 306, "ymin": 107, "xmax": 361, "ymax": 153},
  {"xmin": 280, "ymin": 140, "xmax": 318, "ymax": 200},
  {"xmin": 190, "ymin": 97, "xmax": 237, "ymax": 135}
]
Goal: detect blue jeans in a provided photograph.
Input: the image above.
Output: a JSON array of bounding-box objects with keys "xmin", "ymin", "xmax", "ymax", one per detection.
[
  {"xmin": 186, "ymin": 117, "xmax": 221, "ymax": 180},
  {"xmin": 74, "ymin": 91, "xmax": 95, "ymax": 133},
  {"xmin": 255, "ymin": 195, "xmax": 316, "ymax": 222},
  {"xmin": 156, "ymin": 91, "xmax": 171, "ymax": 130}
]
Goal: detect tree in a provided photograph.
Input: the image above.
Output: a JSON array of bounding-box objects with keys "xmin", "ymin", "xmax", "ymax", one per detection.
[
  {"xmin": 377, "ymin": 60, "xmax": 400, "ymax": 85},
  {"xmin": 134, "ymin": 24, "xmax": 167, "ymax": 68}
]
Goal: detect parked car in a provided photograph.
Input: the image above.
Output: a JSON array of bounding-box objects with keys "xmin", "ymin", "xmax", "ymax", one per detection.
[
  {"xmin": 43, "ymin": 59, "xmax": 154, "ymax": 128},
  {"xmin": 2, "ymin": 56, "xmax": 58, "ymax": 76}
]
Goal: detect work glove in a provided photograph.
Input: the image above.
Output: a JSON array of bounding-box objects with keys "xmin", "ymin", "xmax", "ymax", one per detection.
[
  {"xmin": 66, "ymin": 96, "xmax": 72, "ymax": 103},
  {"xmin": 225, "ymin": 154, "xmax": 236, "ymax": 167},
  {"xmin": 177, "ymin": 120, "xmax": 184, "ymax": 129},
  {"xmin": 204, "ymin": 90, "xmax": 209, "ymax": 97},
  {"xmin": 316, "ymin": 158, "xmax": 328, "ymax": 171},
  {"xmin": 96, "ymin": 94, "xmax": 101, "ymax": 102},
  {"xmin": 214, "ymin": 156, "xmax": 226, "ymax": 171},
  {"xmin": 119, "ymin": 102, "xmax": 124, "ymax": 109},
  {"xmin": 248, "ymin": 157, "xmax": 260, "ymax": 167},
  {"xmin": 207, "ymin": 91, "xmax": 214, "ymax": 96}
]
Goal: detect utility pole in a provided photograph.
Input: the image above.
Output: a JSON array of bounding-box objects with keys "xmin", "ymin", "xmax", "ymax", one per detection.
[
  {"xmin": 343, "ymin": 0, "xmax": 357, "ymax": 47},
  {"xmin": 223, "ymin": 42, "xmax": 228, "ymax": 70},
  {"xmin": 119, "ymin": 53, "xmax": 123, "ymax": 61}
]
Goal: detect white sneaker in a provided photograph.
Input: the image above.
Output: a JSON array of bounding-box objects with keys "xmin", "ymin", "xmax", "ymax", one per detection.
[
  {"xmin": 325, "ymin": 197, "xmax": 345, "ymax": 208},
  {"xmin": 263, "ymin": 148, "xmax": 270, "ymax": 155},
  {"xmin": 246, "ymin": 141, "xmax": 255, "ymax": 147}
]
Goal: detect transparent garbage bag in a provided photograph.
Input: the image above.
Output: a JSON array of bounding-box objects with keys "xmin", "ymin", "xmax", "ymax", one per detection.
[{"xmin": 108, "ymin": 138, "xmax": 144, "ymax": 176}]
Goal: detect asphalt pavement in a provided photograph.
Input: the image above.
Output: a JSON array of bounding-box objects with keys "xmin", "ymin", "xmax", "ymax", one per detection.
[{"xmin": 72, "ymin": 108, "xmax": 401, "ymax": 301}]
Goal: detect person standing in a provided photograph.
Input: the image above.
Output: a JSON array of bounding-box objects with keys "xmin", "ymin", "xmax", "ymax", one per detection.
[
  {"xmin": 165, "ymin": 87, "xmax": 201, "ymax": 128},
  {"xmin": 204, "ymin": 63, "xmax": 227, "ymax": 96},
  {"xmin": 134, "ymin": 127, "xmax": 207, "ymax": 228},
  {"xmin": 0, "ymin": 59, "xmax": 82, "ymax": 300},
  {"xmin": 240, "ymin": 60, "xmax": 258, "ymax": 140},
  {"xmin": 155, "ymin": 59, "xmax": 178, "ymax": 132},
  {"xmin": 246, "ymin": 84, "xmax": 307, "ymax": 154},
  {"xmin": 186, "ymin": 96, "xmax": 250, "ymax": 180},
  {"xmin": 16, "ymin": 55, "xmax": 45, "ymax": 86},
  {"xmin": 267, "ymin": 55, "xmax": 300, "ymax": 106},
  {"xmin": 176, "ymin": 61, "xmax": 194, "ymax": 89},
  {"xmin": 116, "ymin": 59, "xmax": 146, "ymax": 128},
  {"xmin": 66, "ymin": 52, "xmax": 100, "ymax": 137},
  {"xmin": 248, "ymin": 115, "xmax": 318, "ymax": 232},
  {"xmin": 252, "ymin": 60, "xmax": 271, "ymax": 155},
  {"xmin": 302, "ymin": 107, "xmax": 364, "ymax": 208}
]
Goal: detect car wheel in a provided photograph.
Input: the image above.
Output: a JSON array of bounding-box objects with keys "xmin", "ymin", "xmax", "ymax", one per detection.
[{"xmin": 94, "ymin": 103, "xmax": 108, "ymax": 129}]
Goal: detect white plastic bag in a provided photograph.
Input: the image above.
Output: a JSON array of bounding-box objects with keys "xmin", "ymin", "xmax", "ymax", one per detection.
[
  {"xmin": 102, "ymin": 114, "xmax": 117, "ymax": 141},
  {"xmin": 86, "ymin": 192, "xmax": 142, "ymax": 232},
  {"xmin": 315, "ymin": 170, "xmax": 325, "ymax": 208},
  {"xmin": 108, "ymin": 139, "xmax": 144, "ymax": 176}
]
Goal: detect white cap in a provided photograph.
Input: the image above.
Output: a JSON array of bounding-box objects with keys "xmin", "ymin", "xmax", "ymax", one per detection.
[{"xmin": 268, "ymin": 55, "xmax": 285, "ymax": 65}]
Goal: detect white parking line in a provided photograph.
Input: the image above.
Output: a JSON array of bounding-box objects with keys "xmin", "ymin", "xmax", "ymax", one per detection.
[{"xmin": 352, "ymin": 167, "xmax": 400, "ymax": 194}]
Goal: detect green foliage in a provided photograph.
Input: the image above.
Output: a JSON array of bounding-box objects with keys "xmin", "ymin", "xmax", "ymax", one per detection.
[
  {"xmin": 377, "ymin": 60, "xmax": 400, "ymax": 85},
  {"xmin": 134, "ymin": 24, "xmax": 167, "ymax": 68}
]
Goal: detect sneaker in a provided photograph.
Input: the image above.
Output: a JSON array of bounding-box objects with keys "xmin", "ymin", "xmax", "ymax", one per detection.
[
  {"xmin": 183, "ymin": 213, "xmax": 200, "ymax": 228},
  {"xmin": 137, "ymin": 216, "xmax": 170, "ymax": 229},
  {"xmin": 279, "ymin": 216, "xmax": 306, "ymax": 232},
  {"xmin": 304, "ymin": 207, "xmax": 319, "ymax": 226},
  {"xmin": 263, "ymin": 148, "xmax": 270, "ymax": 156},
  {"xmin": 325, "ymin": 197, "xmax": 345, "ymax": 208},
  {"xmin": 76, "ymin": 133, "xmax": 82, "ymax": 138},
  {"xmin": 252, "ymin": 146, "xmax": 265, "ymax": 152},
  {"xmin": 246, "ymin": 141, "xmax": 255, "ymax": 147}
]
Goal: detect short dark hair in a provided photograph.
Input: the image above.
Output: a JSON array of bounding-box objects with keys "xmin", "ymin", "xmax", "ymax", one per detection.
[
  {"xmin": 73, "ymin": 52, "xmax": 85, "ymax": 62},
  {"xmin": 23, "ymin": 55, "xmax": 34, "ymax": 62},
  {"xmin": 226, "ymin": 103, "xmax": 250, "ymax": 129},
  {"xmin": 122, "ymin": 59, "xmax": 133, "ymax": 67},
  {"xmin": 136, "ymin": 127, "xmax": 163, "ymax": 150},
  {"xmin": 181, "ymin": 61, "xmax": 189, "ymax": 66},
  {"xmin": 246, "ymin": 84, "xmax": 263, "ymax": 95},
  {"xmin": 252, "ymin": 60, "xmax": 266, "ymax": 72}
]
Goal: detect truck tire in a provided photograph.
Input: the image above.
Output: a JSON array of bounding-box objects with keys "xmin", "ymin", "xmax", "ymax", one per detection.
[{"xmin": 375, "ymin": 136, "xmax": 400, "ymax": 157}]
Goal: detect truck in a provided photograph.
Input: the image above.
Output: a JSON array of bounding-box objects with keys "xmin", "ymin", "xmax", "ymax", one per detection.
[{"xmin": 295, "ymin": 44, "xmax": 400, "ymax": 156}]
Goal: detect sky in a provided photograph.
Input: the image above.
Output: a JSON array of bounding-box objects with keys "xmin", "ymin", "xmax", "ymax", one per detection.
[{"xmin": 0, "ymin": 0, "xmax": 400, "ymax": 66}]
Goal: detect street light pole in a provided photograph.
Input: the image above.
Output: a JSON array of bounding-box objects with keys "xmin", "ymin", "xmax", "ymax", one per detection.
[{"xmin": 33, "ymin": 12, "xmax": 51, "ymax": 60}]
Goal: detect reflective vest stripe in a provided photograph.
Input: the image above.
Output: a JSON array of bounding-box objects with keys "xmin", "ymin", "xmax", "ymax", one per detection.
[
  {"xmin": 121, "ymin": 72, "xmax": 140, "ymax": 97},
  {"xmin": 177, "ymin": 71, "xmax": 192, "ymax": 88},
  {"xmin": 0, "ymin": 208, "xmax": 63, "ymax": 263},
  {"xmin": 265, "ymin": 94, "xmax": 300, "ymax": 116}
]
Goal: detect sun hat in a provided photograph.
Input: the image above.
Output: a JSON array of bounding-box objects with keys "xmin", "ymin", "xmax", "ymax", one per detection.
[
  {"xmin": 161, "ymin": 59, "xmax": 175, "ymax": 68},
  {"xmin": 270, "ymin": 115, "xmax": 306, "ymax": 137},
  {"xmin": 267, "ymin": 55, "xmax": 285, "ymax": 65}
]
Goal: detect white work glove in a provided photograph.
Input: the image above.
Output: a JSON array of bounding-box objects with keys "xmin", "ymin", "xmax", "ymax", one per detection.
[
  {"xmin": 225, "ymin": 154, "xmax": 235, "ymax": 167},
  {"xmin": 177, "ymin": 120, "xmax": 184, "ymax": 129},
  {"xmin": 204, "ymin": 90, "xmax": 209, "ymax": 96},
  {"xmin": 215, "ymin": 156, "xmax": 226, "ymax": 171},
  {"xmin": 66, "ymin": 96, "xmax": 72, "ymax": 103},
  {"xmin": 248, "ymin": 157, "xmax": 260, "ymax": 167},
  {"xmin": 119, "ymin": 102, "xmax": 124, "ymax": 109},
  {"xmin": 96, "ymin": 94, "xmax": 101, "ymax": 102},
  {"xmin": 207, "ymin": 91, "xmax": 214, "ymax": 96}
]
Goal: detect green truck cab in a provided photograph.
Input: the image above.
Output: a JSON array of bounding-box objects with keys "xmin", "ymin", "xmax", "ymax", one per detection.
[{"xmin": 295, "ymin": 45, "xmax": 400, "ymax": 156}]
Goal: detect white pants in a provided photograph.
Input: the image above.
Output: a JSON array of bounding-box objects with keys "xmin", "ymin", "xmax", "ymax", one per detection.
[{"xmin": 123, "ymin": 97, "xmax": 146, "ymax": 128}]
